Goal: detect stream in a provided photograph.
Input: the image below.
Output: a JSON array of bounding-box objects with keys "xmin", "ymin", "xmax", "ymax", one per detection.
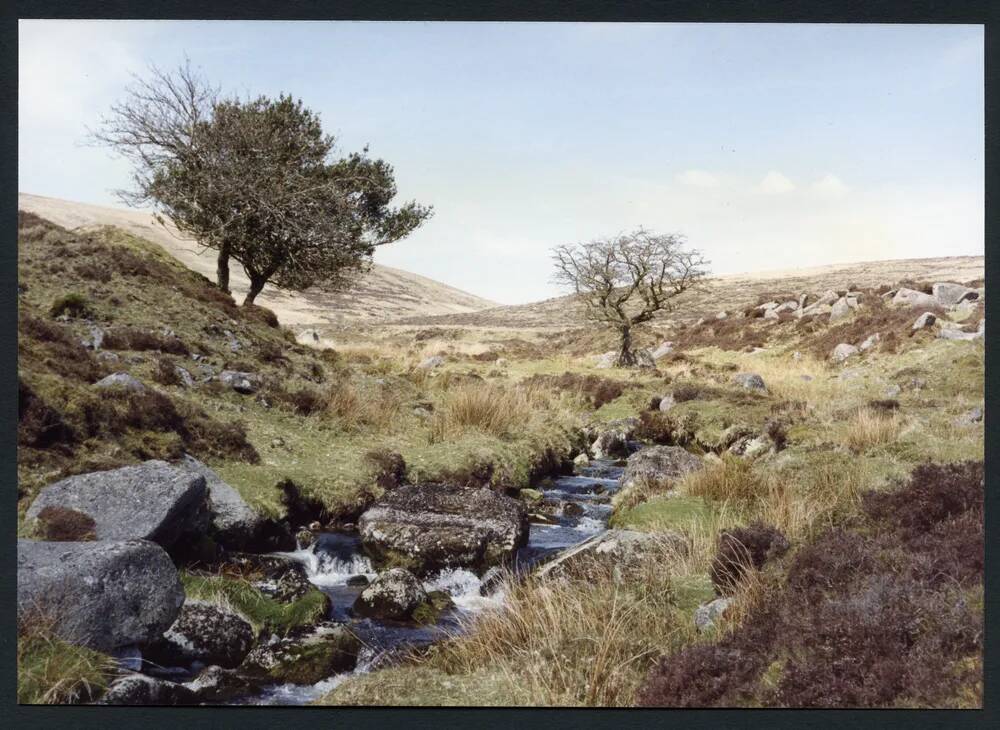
[{"xmin": 244, "ymin": 459, "xmax": 625, "ymax": 705}]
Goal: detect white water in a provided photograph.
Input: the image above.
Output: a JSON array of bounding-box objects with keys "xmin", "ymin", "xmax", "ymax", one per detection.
[{"xmin": 275, "ymin": 544, "xmax": 376, "ymax": 587}]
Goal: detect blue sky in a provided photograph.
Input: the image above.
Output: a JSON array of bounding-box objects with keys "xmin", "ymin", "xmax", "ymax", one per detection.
[{"xmin": 19, "ymin": 21, "xmax": 983, "ymax": 304}]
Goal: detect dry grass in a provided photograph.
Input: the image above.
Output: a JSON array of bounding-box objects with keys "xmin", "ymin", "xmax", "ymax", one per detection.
[
  {"xmin": 425, "ymin": 539, "xmax": 688, "ymax": 706},
  {"xmin": 324, "ymin": 379, "xmax": 403, "ymax": 432},
  {"xmin": 428, "ymin": 382, "xmax": 538, "ymax": 442},
  {"xmin": 683, "ymin": 455, "xmax": 768, "ymax": 505},
  {"xmin": 17, "ymin": 613, "xmax": 117, "ymax": 704},
  {"xmin": 843, "ymin": 407, "xmax": 902, "ymax": 453}
]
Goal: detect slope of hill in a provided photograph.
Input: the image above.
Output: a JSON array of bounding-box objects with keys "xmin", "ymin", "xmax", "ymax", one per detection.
[
  {"xmin": 395, "ymin": 255, "xmax": 985, "ymax": 329},
  {"xmin": 17, "ymin": 193, "xmax": 497, "ymax": 327}
]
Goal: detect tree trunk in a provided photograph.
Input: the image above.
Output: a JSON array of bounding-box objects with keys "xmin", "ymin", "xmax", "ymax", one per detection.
[
  {"xmin": 216, "ymin": 244, "xmax": 231, "ymax": 294},
  {"xmin": 243, "ymin": 274, "xmax": 266, "ymax": 307},
  {"xmin": 615, "ymin": 326, "xmax": 636, "ymax": 367}
]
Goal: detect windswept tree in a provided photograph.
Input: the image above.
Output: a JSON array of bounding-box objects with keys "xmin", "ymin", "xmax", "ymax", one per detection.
[
  {"xmin": 92, "ymin": 61, "xmax": 432, "ymax": 305},
  {"xmin": 552, "ymin": 228, "xmax": 709, "ymax": 367}
]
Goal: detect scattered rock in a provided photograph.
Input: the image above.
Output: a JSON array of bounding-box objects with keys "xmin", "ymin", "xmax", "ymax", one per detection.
[
  {"xmin": 352, "ymin": 568, "xmax": 427, "ymax": 621},
  {"xmin": 955, "ymin": 404, "xmax": 984, "ymax": 426},
  {"xmin": 884, "ymin": 384, "xmax": 902, "ymax": 399},
  {"xmin": 17, "ymin": 539, "xmax": 184, "ymax": 652},
  {"xmin": 81, "ymin": 324, "xmax": 105, "ymax": 351},
  {"xmin": 731, "ymin": 373, "xmax": 766, "ymax": 392},
  {"xmin": 94, "ymin": 372, "xmax": 146, "ymax": 392},
  {"xmin": 859, "ymin": 333, "xmax": 881, "ymax": 351},
  {"xmin": 893, "ymin": 288, "xmax": 938, "ymax": 308},
  {"xmin": 240, "ymin": 623, "xmax": 360, "ymax": 685},
  {"xmin": 694, "ymin": 597, "xmax": 733, "ymax": 632},
  {"xmin": 829, "ymin": 297, "xmax": 852, "ymax": 323},
  {"xmin": 932, "ymin": 282, "xmax": 979, "ymax": 307},
  {"xmin": 831, "ymin": 343, "xmax": 859, "ymax": 363},
  {"xmin": 658, "ymin": 394, "xmax": 676, "ymax": 413},
  {"xmin": 620, "ymin": 445, "xmax": 704, "ymax": 490},
  {"xmin": 417, "ymin": 355, "xmax": 445, "ymax": 370},
  {"xmin": 25, "ymin": 461, "xmax": 208, "ymax": 549},
  {"xmin": 184, "ymin": 665, "xmax": 259, "ymax": 703},
  {"xmin": 358, "ymin": 484, "xmax": 529, "ymax": 574},
  {"xmin": 912, "ymin": 312, "xmax": 937, "ymax": 330},
  {"xmin": 148, "ymin": 601, "xmax": 254, "ymax": 669},
  {"xmin": 100, "ymin": 673, "xmax": 198, "ymax": 706},
  {"xmin": 218, "ymin": 370, "xmax": 258, "ymax": 394}
]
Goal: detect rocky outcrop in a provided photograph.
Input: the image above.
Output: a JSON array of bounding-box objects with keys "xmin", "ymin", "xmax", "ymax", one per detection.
[
  {"xmin": 178, "ymin": 455, "xmax": 264, "ymax": 550},
  {"xmin": 17, "ymin": 539, "xmax": 184, "ymax": 652},
  {"xmin": 100, "ymin": 674, "xmax": 198, "ymax": 706},
  {"xmin": 352, "ymin": 568, "xmax": 428, "ymax": 620},
  {"xmin": 25, "ymin": 461, "xmax": 207, "ymax": 549},
  {"xmin": 148, "ymin": 601, "xmax": 255, "ymax": 669},
  {"xmin": 620, "ymin": 445, "xmax": 704, "ymax": 490},
  {"xmin": 358, "ymin": 484, "xmax": 528, "ymax": 574},
  {"xmin": 239, "ymin": 623, "xmax": 360, "ymax": 685}
]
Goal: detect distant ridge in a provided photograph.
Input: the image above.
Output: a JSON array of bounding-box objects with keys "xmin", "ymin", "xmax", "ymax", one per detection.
[{"xmin": 17, "ymin": 192, "xmax": 498, "ymax": 328}]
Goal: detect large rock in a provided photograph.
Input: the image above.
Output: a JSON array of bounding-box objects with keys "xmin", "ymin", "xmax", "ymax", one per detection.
[
  {"xmin": 358, "ymin": 484, "xmax": 528, "ymax": 574},
  {"xmin": 240, "ymin": 623, "xmax": 360, "ymax": 685},
  {"xmin": 893, "ymin": 288, "xmax": 938, "ymax": 308},
  {"xmin": 17, "ymin": 539, "xmax": 184, "ymax": 652},
  {"xmin": 932, "ymin": 282, "xmax": 979, "ymax": 307},
  {"xmin": 178, "ymin": 455, "xmax": 264, "ymax": 550},
  {"xmin": 148, "ymin": 601, "xmax": 255, "ymax": 669},
  {"xmin": 100, "ymin": 674, "xmax": 198, "ymax": 706},
  {"xmin": 25, "ymin": 461, "xmax": 208, "ymax": 549},
  {"xmin": 620, "ymin": 445, "xmax": 704, "ymax": 490},
  {"xmin": 352, "ymin": 568, "xmax": 428, "ymax": 620}
]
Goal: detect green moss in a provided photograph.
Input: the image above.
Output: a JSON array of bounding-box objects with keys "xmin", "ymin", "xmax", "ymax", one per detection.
[
  {"xmin": 670, "ymin": 573, "xmax": 716, "ymax": 615},
  {"xmin": 180, "ymin": 572, "xmax": 329, "ymax": 636},
  {"xmin": 611, "ymin": 494, "xmax": 714, "ymax": 533}
]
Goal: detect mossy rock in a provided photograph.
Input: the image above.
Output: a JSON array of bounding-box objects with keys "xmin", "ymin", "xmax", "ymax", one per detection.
[
  {"xmin": 240, "ymin": 624, "xmax": 361, "ymax": 685},
  {"xmin": 412, "ymin": 590, "xmax": 456, "ymax": 625}
]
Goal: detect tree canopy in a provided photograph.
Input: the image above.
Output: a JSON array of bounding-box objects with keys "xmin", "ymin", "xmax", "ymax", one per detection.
[{"xmin": 93, "ymin": 62, "xmax": 432, "ymax": 305}]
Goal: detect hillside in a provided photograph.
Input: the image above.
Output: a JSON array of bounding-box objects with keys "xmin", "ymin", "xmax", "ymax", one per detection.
[
  {"xmin": 17, "ymin": 193, "xmax": 498, "ymax": 327},
  {"xmin": 396, "ymin": 255, "xmax": 984, "ymax": 329}
]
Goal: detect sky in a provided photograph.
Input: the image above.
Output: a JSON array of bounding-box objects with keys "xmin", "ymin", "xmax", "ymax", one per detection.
[{"xmin": 19, "ymin": 21, "xmax": 984, "ymax": 305}]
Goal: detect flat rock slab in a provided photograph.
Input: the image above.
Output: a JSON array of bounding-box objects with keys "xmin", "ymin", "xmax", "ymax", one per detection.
[
  {"xmin": 25, "ymin": 460, "xmax": 207, "ymax": 548},
  {"xmin": 17, "ymin": 539, "xmax": 184, "ymax": 652},
  {"xmin": 359, "ymin": 484, "xmax": 528, "ymax": 575}
]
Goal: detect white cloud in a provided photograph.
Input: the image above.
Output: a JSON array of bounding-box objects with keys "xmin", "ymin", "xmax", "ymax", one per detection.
[
  {"xmin": 676, "ymin": 169, "xmax": 720, "ymax": 188},
  {"xmin": 811, "ymin": 173, "xmax": 850, "ymax": 197},
  {"xmin": 757, "ymin": 170, "xmax": 795, "ymax": 194}
]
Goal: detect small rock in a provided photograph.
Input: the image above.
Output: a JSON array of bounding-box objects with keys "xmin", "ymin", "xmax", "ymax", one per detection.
[
  {"xmin": 94, "ymin": 372, "xmax": 146, "ymax": 392},
  {"xmin": 101, "ymin": 674, "xmax": 197, "ymax": 706},
  {"xmin": 149, "ymin": 601, "xmax": 254, "ymax": 669},
  {"xmin": 218, "ymin": 370, "xmax": 258, "ymax": 394},
  {"xmin": 658, "ymin": 393, "xmax": 676, "ymax": 412},
  {"xmin": 174, "ymin": 366, "xmax": 195, "ymax": 388},
  {"xmin": 353, "ymin": 568, "xmax": 428, "ymax": 621},
  {"xmin": 573, "ymin": 453, "xmax": 590, "ymax": 467},
  {"xmin": 620, "ymin": 445, "xmax": 704, "ymax": 490},
  {"xmin": 955, "ymin": 404, "xmax": 984, "ymax": 426},
  {"xmin": 563, "ymin": 502, "xmax": 585, "ymax": 518},
  {"xmin": 594, "ymin": 351, "xmax": 617, "ymax": 369},
  {"xmin": 240, "ymin": 623, "xmax": 360, "ymax": 685},
  {"xmin": 859, "ymin": 333, "xmax": 881, "ymax": 351},
  {"xmin": 184, "ymin": 665, "xmax": 258, "ymax": 703},
  {"xmin": 417, "ymin": 355, "xmax": 445, "ymax": 370},
  {"xmin": 831, "ymin": 343, "xmax": 859, "ymax": 363},
  {"xmin": 346, "ymin": 575, "xmax": 370, "ymax": 588},
  {"xmin": 633, "ymin": 349, "xmax": 657, "ymax": 369},
  {"xmin": 731, "ymin": 373, "xmax": 766, "ymax": 392},
  {"xmin": 520, "ymin": 488, "xmax": 543, "ymax": 505},
  {"xmin": 884, "ymin": 384, "xmax": 902, "ymax": 399},
  {"xmin": 650, "ymin": 341, "xmax": 674, "ymax": 360},
  {"xmin": 912, "ymin": 312, "xmax": 937, "ymax": 330},
  {"xmin": 695, "ymin": 597, "xmax": 733, "ymax": 632}
]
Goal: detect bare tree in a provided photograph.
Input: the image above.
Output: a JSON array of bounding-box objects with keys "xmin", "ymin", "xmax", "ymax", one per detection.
[{"xmin": 552, "ymin": 228, "xmax": 709, "ymax": 367}]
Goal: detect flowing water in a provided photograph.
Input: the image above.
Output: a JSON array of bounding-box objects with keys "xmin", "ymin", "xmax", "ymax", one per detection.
[{"xmin": 243, "ymin": 460, "xmax": 625, "ymax": 705}]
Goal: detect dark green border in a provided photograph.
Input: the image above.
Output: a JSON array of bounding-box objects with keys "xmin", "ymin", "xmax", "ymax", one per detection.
[{"xmin": 3, "ymin": 2, "xmax": 996, "ymax": 728}]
